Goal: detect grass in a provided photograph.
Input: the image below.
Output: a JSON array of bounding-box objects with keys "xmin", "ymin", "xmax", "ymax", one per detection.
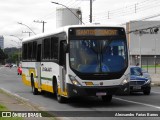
[
  {"xmin": 142, "ymin": 65, "xmax": 160, "ymax": 68},
  {"xmin": 0, "ymin": 90, "xmax": 54, "ymax": 120},
  {"xmin": 0, "ymin": 104, "xmax": 23, "ymax": 120},
  {"xmin": 0, "ymin": 90, "xmax": 23, "ymax": 120},
  {"xmin": 0, "ymin": 104, "xmax": 54, "ymax": 120},
  {"xmin": 0, "ymin": 104, "xmax": 7, "ymax": 111}
]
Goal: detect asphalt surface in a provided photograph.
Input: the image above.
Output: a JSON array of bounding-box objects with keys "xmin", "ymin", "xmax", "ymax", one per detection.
[{"xmin": 0, "ymin": 67, "xmax": 160, "ymax": 120}]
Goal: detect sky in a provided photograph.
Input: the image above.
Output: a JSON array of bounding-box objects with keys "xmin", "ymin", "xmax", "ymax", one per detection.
[{"xmin": 1, "ymin": 0, "xmax": 160, "ymax": 48}]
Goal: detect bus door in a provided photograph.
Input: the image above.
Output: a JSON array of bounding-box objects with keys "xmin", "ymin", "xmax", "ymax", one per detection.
[
  {"xmin": 59, "ymin": 40, "xmax": 67, "ymax": 93},
  {"xmin": 36, "ymin": 44, "xmax": 42, "ymax": 89}
]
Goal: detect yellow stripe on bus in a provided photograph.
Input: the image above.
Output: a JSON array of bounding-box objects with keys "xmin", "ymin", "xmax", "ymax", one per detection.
[
  {"xmin": 22, "ymin": 73, "xmax": 68, "ymax": 97},
  {"xmin": 29, "ymin": 69, "xmax": 36, "ymax": 78},
  {"xmin": 22, "ymin": 73, "xmax": 31, "ymax": 86},
  {"xmin": 41, "ymin": 84, "xmax": 53, "ymax": 92},
  {"xmin": 39, "ymin": 84, "xmax": 68, "ymax": 96},
  {"xmin": 58, "ymin": 88, "xmax": 68, "ymax": 96}
]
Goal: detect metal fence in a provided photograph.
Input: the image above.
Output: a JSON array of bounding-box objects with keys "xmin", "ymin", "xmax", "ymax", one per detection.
[{"xmin": 130, "ymin": 56, "xmax": 160, "ymax": 74}]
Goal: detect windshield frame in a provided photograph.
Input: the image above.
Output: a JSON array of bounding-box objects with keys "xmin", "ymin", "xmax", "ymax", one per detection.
[{"xmin": 68, "ymin": 27, "xmax": 128, "ymax": 80}]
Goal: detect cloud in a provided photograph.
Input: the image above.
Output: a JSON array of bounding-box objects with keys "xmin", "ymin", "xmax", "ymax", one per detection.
[{"xmin": 1, "ymin": 0, "xmax": 160, "ymax": 48}]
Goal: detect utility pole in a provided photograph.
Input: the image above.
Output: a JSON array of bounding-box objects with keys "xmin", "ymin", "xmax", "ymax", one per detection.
[
  {"xmin": 22, "ymin": 31, "xmax": 32, "ymax": 37},
  {"xmin": 135, "ymin": 4, "xmax": 137, "ymax": 13},
  {"xmin": 108, "ymin": 11, "xmax": 110, "ymax": 19},
  {"xmin": 34, "ymin": 20, "xmax": 47, "ymax": 33},
  {"xmin": 90, "ymin": 0, "xmax": 92, "ymax": 23}
]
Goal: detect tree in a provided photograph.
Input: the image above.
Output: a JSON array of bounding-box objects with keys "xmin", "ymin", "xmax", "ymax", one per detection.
[
  {"xmin": 0, "ymin": 48, "xmax": 8, "ymax": 64},
  {"xmin": 4, "ymin": 47, "xmax": 21, "ymax": 64}
]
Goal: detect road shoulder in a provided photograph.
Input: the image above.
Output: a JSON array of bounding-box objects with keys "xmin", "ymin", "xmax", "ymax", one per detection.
[{"xmin": 0, "ymin": 89, "xmax": 55, "ymax": 120}]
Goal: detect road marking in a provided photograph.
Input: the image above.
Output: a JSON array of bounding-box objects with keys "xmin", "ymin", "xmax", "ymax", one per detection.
[
  {"xmin": 0, "ymin": 67, "xmax": 3, "ymax": 69},
  {"xmin": 0, "ymin": 73, "xmax": 9, "ymax": 76},
  {"xmin": 114, "ymin": 97, "xmax": 160, "ymax": 110},
  {"xmin": 151, "ymin": 91, "xmax": 160, "ymax": 94},
  {"xmin": 0, "ymin": 74, "xmax": 19, "ymax": 78},
  {"xmin": 0, "ymin": 88, "xmax": 29, "ymax": 101}
]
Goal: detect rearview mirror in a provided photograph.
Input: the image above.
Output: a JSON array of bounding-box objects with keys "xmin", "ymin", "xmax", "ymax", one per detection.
[{"xmin": 63, "ymin": 41, "xmax": 69, "ymax": 53}]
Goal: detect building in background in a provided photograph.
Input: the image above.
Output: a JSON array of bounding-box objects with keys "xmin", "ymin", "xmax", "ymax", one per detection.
[
  {"xmin": 0, "ymin": 36, "xmax": 4, "ymax": 50},
  {"xmin": 126, "ymin": 21, "xmax": 160, "ymax": 66},
  {"xmin": 56, "ymin": 8, "xmax": 82, "ymax": 28}
]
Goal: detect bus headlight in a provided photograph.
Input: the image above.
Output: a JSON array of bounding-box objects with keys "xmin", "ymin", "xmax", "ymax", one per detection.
[
  {"xmin": 121, "ymin": 79, "xmax": 128, "ymax": 85},
  {"xmin": 69, "ymin": 75, "xmax": 81, "ymax": 86}
]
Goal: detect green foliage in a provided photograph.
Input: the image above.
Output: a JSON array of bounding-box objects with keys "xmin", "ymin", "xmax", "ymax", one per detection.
[
  {"xmin": 142, "ymin": 65, "xmax": 160, "ymax": 68},
  {"xmin": 0, "ymin": 104, "xmax": 7, "ymax": 111},
  {"xmin": 4, "ymin": 47, "xmax": 21, "ymax": 64},
  {"xmin": 0, "ymin": 48, "xmax": 7, "ymax": 64},
  {"xmin": 0, "ymin": 48, "xmax": 7, "ymax": 60}
]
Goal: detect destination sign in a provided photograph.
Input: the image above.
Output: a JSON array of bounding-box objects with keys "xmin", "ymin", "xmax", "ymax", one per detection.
[{"xmin": 75, "ymin": 29, "xmax": 118, "ymax": 36}]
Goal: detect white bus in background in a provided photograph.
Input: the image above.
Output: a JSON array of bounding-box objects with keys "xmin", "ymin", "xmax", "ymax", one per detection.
[{"xmin": 22, "ymin": 25, "xmax": 130, "ymax": 103}]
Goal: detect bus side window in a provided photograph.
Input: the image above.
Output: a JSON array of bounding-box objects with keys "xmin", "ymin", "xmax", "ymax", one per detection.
[
  {"xmin": 32, "ymin": 41, "xmax": 37, "ymax": 60},
  {"xmin": 51, "ymin": 37, "xmax": 58, "ymax": 60},
  {"xmin": 28, "ymin": 42, "xmax": 32, "ymax": 60},
  {"xmin": 22, "ymin": 43, "xmax": 28, "ymax": 60},
  {"xmin": 43, "ymin": 38, "xmax": 51, "ymax": 60},
  {"xmin": 37, "ymin": 44, "xmax": 41, "ymax": 62}
]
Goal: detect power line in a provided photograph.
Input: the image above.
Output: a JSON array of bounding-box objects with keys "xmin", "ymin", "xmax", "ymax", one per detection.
[
  {"xmin": 94, "ymin": 0, "xmax": 154, "ymax": 15},
  {"xmin": 119, "ymin": 13, "xmax": 160, "ymax": 27},
  {"xmin": 22, "ymin": 31, "xmax": 32, "ymax": 37},
  {"xmin": 93, "ymin": 0, "xmax": 160, "ymax": 20},
  {"xmin": 127, "ymin": 24, "xmax": 160, "ymax": 34}
]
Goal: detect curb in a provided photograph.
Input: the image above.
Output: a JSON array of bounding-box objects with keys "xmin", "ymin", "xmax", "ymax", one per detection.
[
  {"xmin": 151, "ymin": 82, "xmax": 160, "ymax": 86},
  {"xmin": 0, "ymin": 88, "xmax": 55, "ymax": 120},
  {"xmin": 0, "ymin": 88, "xmax": 45, "ymax": 111}
]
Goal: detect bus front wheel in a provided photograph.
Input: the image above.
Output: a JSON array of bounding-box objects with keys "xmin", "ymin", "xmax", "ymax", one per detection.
[
  {"xmin": 55, "ymin": 82, "xmax": 66, "ymax": 103},
  {"xmin": 101, "ymin": 95, "xmax": 112, "ymax": 102}
]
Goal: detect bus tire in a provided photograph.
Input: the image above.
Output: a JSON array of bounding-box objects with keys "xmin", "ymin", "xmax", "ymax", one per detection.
[
  {"xmin": 53, "ymin": 78, "xmax": 57, "ymax": 96},
  {"xmin": 31, "ymin": 75, "xmax": 38, "ymax": 95},
  {"xmin": 101, "ymin": 95, "xmax": 112, "ymax": 102},
  {"xmin": 55, "ymin": 81, "xmax": 66, "ymax": 103}
]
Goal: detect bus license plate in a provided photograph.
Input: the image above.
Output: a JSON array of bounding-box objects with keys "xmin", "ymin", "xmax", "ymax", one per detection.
[
  {"xmin": 133, "ymin": 86, "xmax": 141, "ymax": 90},
  {"xmin": 96, "ymin": 92, "xmax": 107, "ymax": 96}
]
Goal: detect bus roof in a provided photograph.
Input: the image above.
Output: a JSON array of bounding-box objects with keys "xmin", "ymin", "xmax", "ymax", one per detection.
[{"xmin": 22, "ymin": 24, "xmax": 124, "ymax": 43}]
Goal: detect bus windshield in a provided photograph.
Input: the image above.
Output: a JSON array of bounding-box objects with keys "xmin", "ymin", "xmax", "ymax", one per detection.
[{"xmin": 69, "ymin": 38, "xmax": 128, "ymax": 74}]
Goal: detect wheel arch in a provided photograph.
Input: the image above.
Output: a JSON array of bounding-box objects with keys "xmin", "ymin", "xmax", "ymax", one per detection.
[
  {"xmin": 30, "ymin": 73, "xmax": 34, "ymax": 86},
  {"xmin": 52, "ymin": 75, "xmax": 58, "ymax": 93}
]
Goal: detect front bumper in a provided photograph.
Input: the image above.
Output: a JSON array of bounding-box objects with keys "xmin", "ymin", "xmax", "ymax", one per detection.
[
  {"xmin": 130, "ymin": 83, "xmax": 151, "ymax": 92},
  {"xmin": 67, "ymin": 83, "xmax": 130, "ymax": 97}
]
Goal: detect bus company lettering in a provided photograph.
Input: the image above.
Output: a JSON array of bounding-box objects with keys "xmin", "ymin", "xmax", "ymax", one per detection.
[
  {"xmin": 76, "ymin": 29, "xmax": 118, "ymax": 36},
  {"xmin": 42, "ymin": 67, "xmax": 52, "ymax": 72}
]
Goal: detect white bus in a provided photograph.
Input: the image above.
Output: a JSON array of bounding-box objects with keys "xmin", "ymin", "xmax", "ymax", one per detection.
[{"xmin": 22, "ymin": 25, "xmax": 130, "ymax": 103}]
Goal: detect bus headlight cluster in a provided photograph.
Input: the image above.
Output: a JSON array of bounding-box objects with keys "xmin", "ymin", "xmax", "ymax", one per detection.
[
  {"xmin": 121, "ymin": 79, "xmax": 128, "ymax": 85},
  {"xmin": 121, "ymin": 74, "xmax": 130, "ymax": 85},
  {"xmin": 69, "ymin": 75, "xmax": 81, "ymax": 86}
]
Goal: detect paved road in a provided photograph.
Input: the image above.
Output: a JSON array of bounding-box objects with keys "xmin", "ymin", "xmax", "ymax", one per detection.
[{"xmin": 0, "ymin": 67, "xmax": 160, "ymax": 120}]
